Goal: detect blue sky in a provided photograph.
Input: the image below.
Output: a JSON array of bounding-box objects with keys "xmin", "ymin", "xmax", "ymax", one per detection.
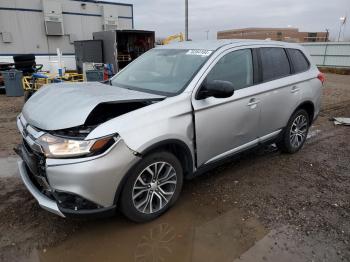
[{"xmin": 110, "ymin": 0, "xmax": 349, "ymax": 40}]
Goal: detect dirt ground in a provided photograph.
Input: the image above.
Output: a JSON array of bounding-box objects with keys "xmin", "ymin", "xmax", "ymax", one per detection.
[
  {"xmin": 0, "ymin": 74, "xmax": 349, "ymax": 262},
  {"xmin": 0, "ymin": 95, "xmax": 23, "ymax": 158}
]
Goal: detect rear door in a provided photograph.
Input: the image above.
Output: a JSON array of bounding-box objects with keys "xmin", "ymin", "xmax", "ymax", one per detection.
[
  {"xmin": 256, "ymin": 47, "xmax": 302, "ymax": 139},
  {"xmin": 287, "ymin": 48, "xmax": 322, "ymax": 119}
]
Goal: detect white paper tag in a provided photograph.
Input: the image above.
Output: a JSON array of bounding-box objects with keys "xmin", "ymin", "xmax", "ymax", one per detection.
[{"xmin": 186, "ymin": 50, "xmax": 213, "ymax": 57}]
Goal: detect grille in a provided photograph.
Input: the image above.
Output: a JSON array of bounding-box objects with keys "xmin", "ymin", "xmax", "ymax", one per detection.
[
  {"xmin": 23, "ymin": 138, "xmax": 33, "ymax": 154},
  {"xmin": 22, "ymin": 139, "xmax": 46, "ymax": 174},
  {"xmin": 21, "ymin": 139, "xmax": 52, "ymax": 198}
]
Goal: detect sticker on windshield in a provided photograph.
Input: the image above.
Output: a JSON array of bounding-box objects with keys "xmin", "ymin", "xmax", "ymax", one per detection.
[{"xmin": 186, "ymin": 50, "xmax": 213, "ymax": 57}]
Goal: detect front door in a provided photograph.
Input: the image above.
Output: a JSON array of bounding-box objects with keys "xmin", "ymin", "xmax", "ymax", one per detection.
[{"xmin": 192, "ymin": 48, "xmax": 261, "ymax": 167}]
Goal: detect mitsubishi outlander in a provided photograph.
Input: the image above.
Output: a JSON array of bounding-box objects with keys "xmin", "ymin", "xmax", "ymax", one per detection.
[{"xmin": 16, "ymin": 40, "xmax": 324, "ymax": 222}]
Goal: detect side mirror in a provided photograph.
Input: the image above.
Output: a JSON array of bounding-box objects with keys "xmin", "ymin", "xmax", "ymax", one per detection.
[{"xmin": 197, "ymin": 80, "xmax": 235, "ymax": 99}]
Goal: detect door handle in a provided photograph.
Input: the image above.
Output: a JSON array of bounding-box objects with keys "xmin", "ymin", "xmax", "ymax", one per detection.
[
  {"xmin": 291, "ymin": 86, "xmax": 300, "ymax": 93},
  {"xmin": 247, "ymin": 98, "xmax": 260, "ymax": 107}
]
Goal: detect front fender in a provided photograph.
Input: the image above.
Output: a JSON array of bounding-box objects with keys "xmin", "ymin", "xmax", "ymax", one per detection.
[{"xmin": 86, "ymin": 92, "xmax": 195, "ymax": 161}]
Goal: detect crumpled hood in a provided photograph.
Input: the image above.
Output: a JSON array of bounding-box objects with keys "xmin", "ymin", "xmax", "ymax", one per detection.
[{"xmin": 22, "ymin": 82, "xmax": 165, "ymax": 131}]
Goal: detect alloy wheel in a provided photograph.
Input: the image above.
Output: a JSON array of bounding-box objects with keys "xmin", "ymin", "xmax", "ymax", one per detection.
[
  {"xmin": 290, "ymin": 114, "xmax": 308, "ymax": 148},
  {"xmin": 132, "ymin": 161, "xmax": 177, "ymax": 214}
]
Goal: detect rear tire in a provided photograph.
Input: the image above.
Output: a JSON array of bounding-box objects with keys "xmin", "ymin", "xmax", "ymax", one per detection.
[
  {"xmin": 119, "ymin": 151, "xmax": 183, "ymax": 223},
  {"xmin": 277, "ymin": 109, "xmax": 310, "ymax": 154}
]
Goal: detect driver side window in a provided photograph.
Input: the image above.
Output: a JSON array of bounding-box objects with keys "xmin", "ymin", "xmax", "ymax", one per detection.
[{"xmin": 206, "ymin": 49, "xmax": 253, "ymax": 90}]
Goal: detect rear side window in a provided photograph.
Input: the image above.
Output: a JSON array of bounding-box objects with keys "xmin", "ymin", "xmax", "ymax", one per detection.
[
  {"xmin": 287, "ymin": 48, "xmax": 310, "ymax": 73},
  {"xmin": 260, "ymin": 47, "xmax": 291, "ymax": 81}
]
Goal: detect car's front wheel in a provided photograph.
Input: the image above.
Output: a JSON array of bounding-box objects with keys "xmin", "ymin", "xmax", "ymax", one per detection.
[
  {"xmin": 119, "ymin": 151, "xmax": 183, "ymax": 222},
  {"xmin": 277, "ymin": 109, "xmax": 310, "ymax": 153}
]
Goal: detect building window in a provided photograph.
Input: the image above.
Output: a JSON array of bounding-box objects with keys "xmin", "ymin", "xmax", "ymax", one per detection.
[{"xmin": 308, "ymin": 33, "xmax": 317, "ymax": 42}]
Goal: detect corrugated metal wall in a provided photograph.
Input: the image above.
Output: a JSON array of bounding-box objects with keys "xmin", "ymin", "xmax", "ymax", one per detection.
[
  {"xmin": 301, "ymin": 42, "xmax": 350, "ymax": 68},
  {"xmin": 0, "ymin": 0, "xmax": 134, "ymax": 70},
  {"xmin": 0, "ymin": 0, "xmax": 133, "ymax": 55}
]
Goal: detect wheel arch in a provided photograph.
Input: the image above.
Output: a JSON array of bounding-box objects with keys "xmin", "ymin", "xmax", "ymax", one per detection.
[
  {"xmin": 114, "ymin": 139, "xmax": 194, "ymax": 205},
  {"xmin": 140, "ymin": 139, "xmax": 194, "ymax": 178},
  {"xmin": 292, "ymin": 100, "xmax": 315, "ymax": 125},
  {"xmin": 277, "ymin": 100, "xmax": 315, "ymax": 145}
]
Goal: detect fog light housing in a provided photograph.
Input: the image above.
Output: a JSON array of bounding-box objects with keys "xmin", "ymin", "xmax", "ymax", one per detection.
[{"xmin": 55, "ymin": 191, "xmax": 100, "ymax": 210}]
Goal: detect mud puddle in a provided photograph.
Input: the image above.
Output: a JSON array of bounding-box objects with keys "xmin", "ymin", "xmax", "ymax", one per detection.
[
  {"xmin": 26, "ymin": 199, "xmax": 335, "ymax": 262},
  {"xmin": 28, "ymin": 198, "xmax": 268, "ymax": 262}
]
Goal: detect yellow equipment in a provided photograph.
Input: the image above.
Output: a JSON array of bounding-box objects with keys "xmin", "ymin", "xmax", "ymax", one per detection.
[
  {"xmin": 22, "ymin": 72, "xmax": 83, "ymax": 91},
  {"xmin": 22, "ymin": 75, "xmax": 49, "ymax": 91},
  {"xmin": 162, "ymin": 33, "xmax": 185, "ymax": 45}
]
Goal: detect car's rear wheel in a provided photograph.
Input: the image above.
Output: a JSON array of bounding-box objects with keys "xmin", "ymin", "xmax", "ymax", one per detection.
[
  {"xmin": 119, "ymin": 151, "xmax": 183, "ymax": 222},
  {"xmin": 277, "ymin": 109, "xmax": 310, "ymax": 153}
]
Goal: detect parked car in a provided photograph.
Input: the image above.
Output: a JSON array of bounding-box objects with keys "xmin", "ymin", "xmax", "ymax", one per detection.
[{"xmin": 16, "ymin": 40, "xmax": 324, "ymax": 222}]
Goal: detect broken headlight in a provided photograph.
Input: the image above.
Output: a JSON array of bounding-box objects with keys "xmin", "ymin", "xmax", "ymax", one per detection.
[{"xmin": 37, "ymin": 134, "xmax": 115, "ymax": 158}]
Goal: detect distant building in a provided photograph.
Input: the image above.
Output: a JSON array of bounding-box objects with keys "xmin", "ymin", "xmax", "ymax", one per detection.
[{"xmin": 217, "ymin": 28, "xmax": 328, "ymax": 42}]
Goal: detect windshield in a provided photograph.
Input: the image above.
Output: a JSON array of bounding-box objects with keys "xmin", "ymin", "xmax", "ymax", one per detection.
[{"xmin": 111, "ymin": 49, "xmax": 212, "ymax": 96}]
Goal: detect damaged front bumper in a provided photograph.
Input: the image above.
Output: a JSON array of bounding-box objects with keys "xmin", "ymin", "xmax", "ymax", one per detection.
[
  {"xmin": 16, "ymin": 115, "xmax": 140, "ymax": 218},
  {"xmin": 17, "ymin": 159, "xmax": 65, "ymax": 217}
]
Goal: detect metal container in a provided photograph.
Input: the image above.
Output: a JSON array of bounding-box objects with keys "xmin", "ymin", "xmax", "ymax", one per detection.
[
  {"xmin": 1, "ymin": 70, "xmax": 24, "ymax": 96},
  {"xmin": 85, "ymin": 69, "xmax": 104, "ymax": 82},
  {"xmin": 74, "ymin": 40, "xmax": 103, "ymax": 73}
]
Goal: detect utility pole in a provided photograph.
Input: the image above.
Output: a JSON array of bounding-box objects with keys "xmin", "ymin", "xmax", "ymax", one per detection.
[
  {"xmin": 337, "ymin": 23, "xmax": 342, "ymax": 42},
  {"xmin": 323, "ymin": 29, "xmax": 329, "ymax": 65},
  {"xmin": 205, "ymin": 30, "xmax": 209, "ymax": 40},
  {"xmin": 185, "ymin": 0, "xmax": 189, "ymax": 41},
  {"xmin": 338, "ymin": 16, "xmax": 347, "ymax": 42}
]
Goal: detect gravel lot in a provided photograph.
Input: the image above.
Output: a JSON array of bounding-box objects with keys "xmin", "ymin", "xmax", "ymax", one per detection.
[{"xmin": 0, "ymin": 73, "xmax": 349, "ymax": 262}]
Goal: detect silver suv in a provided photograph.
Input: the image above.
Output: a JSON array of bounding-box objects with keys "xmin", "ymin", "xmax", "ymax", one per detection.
[{"xmin": 16, "ymin": 40, "xmax": 323, "ymax": 222}]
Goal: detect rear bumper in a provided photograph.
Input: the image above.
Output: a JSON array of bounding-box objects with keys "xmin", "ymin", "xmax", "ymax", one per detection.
[{"xmin": 18, "ymin": 160, "xmax": 65, "ymax": 217}]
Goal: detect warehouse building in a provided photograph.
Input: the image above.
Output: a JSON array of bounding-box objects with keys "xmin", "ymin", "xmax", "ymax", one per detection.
[
  {"xmin": 217, "ymin": 27, "xmax": 328, "ymax": 43},
  {"xmin": 0, "ymin": 0, "xmax": 134, "ymax": 69}
]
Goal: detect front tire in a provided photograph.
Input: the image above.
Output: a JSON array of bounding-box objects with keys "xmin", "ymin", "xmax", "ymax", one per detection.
[
  {"xmin": 277, "ymin": 109, "xmax": 310, "ymax": 154},
  {"xmin": 119, "ymin": 151, "xmax": 183, "ymax": 222}
]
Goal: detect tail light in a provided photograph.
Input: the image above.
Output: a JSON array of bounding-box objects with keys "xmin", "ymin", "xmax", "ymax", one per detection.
[{"xmin": 317, "ymin": 72, "xmax": 326, "ymax": 84}]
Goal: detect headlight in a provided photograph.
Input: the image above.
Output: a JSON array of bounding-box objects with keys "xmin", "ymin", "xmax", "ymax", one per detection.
[{"xmin": 37, "ymin": 134, "xmax": 115, "ymax": 158}]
